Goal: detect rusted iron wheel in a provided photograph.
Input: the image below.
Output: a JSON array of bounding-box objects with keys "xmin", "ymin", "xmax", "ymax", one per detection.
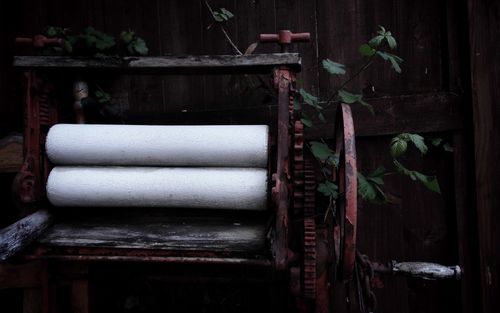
[{"xmin": 332, "ymin": 103, "xmax": 358, "ymax": 282}]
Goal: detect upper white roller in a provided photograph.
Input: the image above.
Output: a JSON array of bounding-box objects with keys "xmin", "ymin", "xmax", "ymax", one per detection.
[
  {"xmin": 47, "ymin": 166, "xmax": 267, "ymax": 210},
  {"xmin": 46, "ymin": 124, "xmax": 269, "ymax": 167}
]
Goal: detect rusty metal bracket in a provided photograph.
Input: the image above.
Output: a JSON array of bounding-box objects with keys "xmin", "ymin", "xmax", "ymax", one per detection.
[
  {"xmin": 12, "ymin": 70, "xmax": 58, "ymax": 209},
  {"xmin": 260, "ymin": 30, "xmax": 310, "ymax": 53},
  {"xmin": 15, "ymin": 35, "xmax": 62, "ymax": 49}
]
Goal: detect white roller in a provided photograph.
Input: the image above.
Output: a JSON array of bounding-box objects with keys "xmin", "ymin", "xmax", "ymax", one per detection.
[
  {"xmin": 46, "ymin": 167, "xmax": 268, "ymax": 210},
  {"xmin": 46, "ymin": 124, "xmax": 269, "ymax": 167}
]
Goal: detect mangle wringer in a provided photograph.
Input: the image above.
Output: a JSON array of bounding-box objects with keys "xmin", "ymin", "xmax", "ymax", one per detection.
[{"xmin": 0, "ymin": 31, "xmax": 462, "ymax": 312}]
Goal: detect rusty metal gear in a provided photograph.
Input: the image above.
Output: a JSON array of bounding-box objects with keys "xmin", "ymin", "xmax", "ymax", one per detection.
[{"xmin": 293, "ymin": 120, "xmax": 317, "ymax": 300}]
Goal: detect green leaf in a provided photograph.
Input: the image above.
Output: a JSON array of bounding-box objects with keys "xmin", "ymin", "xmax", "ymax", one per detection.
[
  {"xmin": 220, "ymin": 8, "xmax": 234, "ymax": 18},
  {"xmin": 389, "ymin": 56, "xmax": 402, "ymax": 73},
  {"xmin": 391, "ymin": 137, "xmax": 408, "ymax": 157},
  {"xmin": 317, "ymin": 180, "xmax": 338, "ymax": 198},
  {"xmin": 213, "ymin": 12, "xmax": 224, "ymax": 22},
  {"xmin": 95, "ymin": 90, "xmax": 111, "ymax": 103},
  {"xmin": 120, "ymin": 31, "xmax": 134, "ymax": 43},
  {"xmin": 369, "ymin": 35, "xmax": 384, "ymax": 47},
  {"xmin": 359, "ymin": 43, "xmax": 376, "ymax": 56},
  {"xmin": 299, "ymin": 88, "xmax": 321, "ymax": 109},
  {"xmin": 377, "ymin": 25, "xmax": 386, "ymax": 34},
  {"xmin": 358, "ymin": 172, "xmax": 378, "ymax": 201},
  {"xmin": 338, "ymin": 90, "xmax": 374, "ymax": 114},
  {"xmin": 47, "ymin": 26, "xmax": 57, "ymax": 37},
  {"xmin": 386, "ymin": 35, "xmax": 397, "ymax": 49},
  {"xmin": 338, "ymin": 89, "xmax": 359, "ymax": 104},
  {"xmin": 431, "ymin": 138, "xmax": 443, "ymax": 146},
  {"xmin": 301, "ymin": 112, "xmax": 313, "ymax": 127},
  {"xmin": 293, "ymin": 98, "xmax": 302, "ymax": 110},
  {"xmin": 318, "ymin": 112, "xmax": 326, "ymax": 123},
  {"xmin": 132, "ymin": 38, "xmax": 149, "ymax": 55},
  {"xmin": 63, "ymin": 40, "xmax": 73, "ymax": 53},
  {"xmin": 310, "ymin": 141, "xmax": 335, "ymax": 162},
  {"xmin": 322, "ymin": 59, "xmax": 346, "ymax": 75},
  {"xmin": 443, "ymin": 142, "xmax": 453, "ymax": 152},
  {"xmin": 367, "ymin": 166, "xmax": 385, "ymax": 186},
  {"xmin": 370, "ymin": 166, "xmax": 386, "ymax": 179},
  {"xmin": 377, "ymin": 51, "xmax": 403, "ymax": 73},
  {"xmin": 408, "ymin": 134, "xmax": 428, "ymax": 154},
  {"xmin": 358, "ymin": 98, "xmax": 375, "ymax": 115},
  {"xmin": 393, "ymin": 160, "xmax": 441, "ymax": 194},
  {"xmin": 413, "ymin": 171, "xmax": 441, "ymax": 194}
]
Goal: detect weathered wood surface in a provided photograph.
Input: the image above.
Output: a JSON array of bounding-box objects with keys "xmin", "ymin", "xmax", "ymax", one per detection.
[
  {"xmin": 467, "ymin": 1, "xmax": 500, "ymax": 312},
  {"xmin": 13, "ymin": 54, "xmax": 301, "ymax": 74},
  {"xmin": 128, "ymin": 92, "xmax": 462, "ymax": 138},
  {"xmin": 38, "ymin": 215, "xmax": 267, "ymax": 253},
  {"xmin": 0, "ymin": 210, "xmax": 52, "ymax": 261},
  {"xmin": 0, "ymin": 134, "xmax": 23, "ymax": 173}
]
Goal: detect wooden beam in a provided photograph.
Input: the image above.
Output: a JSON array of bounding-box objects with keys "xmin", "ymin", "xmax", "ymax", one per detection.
[
  {"xmin": 128, "ymin": 92, "xmax": 463, "ymax": 138},
  {"xmin": 467, "ymin": 1, "xmax": 500, "ymax": 313},
  {"xmin": 38, "ymin": 214, "xmax": 267, "ymax": 253},
  {"xmin": 0, "ymin": 210, "xmax": 52, "ymax": 261},
  {"xmin": 13, "ymin": 54, "xmax": 301, "ymax": 74}
]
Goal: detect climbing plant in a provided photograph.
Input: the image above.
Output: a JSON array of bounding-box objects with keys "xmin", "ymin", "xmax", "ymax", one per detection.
[
  {"xmin": 202, "ymin": 3, "xmax": 451, "ymax": 203},
  {"xmin": 295, "ymin": 26, "xmax": 448, "ymax": 203}
]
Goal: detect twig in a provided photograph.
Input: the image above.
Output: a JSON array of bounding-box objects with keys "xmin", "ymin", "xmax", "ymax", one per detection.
[{"xmin": 203, "ymin": 0, "xmax": 243, "ymax": 55}]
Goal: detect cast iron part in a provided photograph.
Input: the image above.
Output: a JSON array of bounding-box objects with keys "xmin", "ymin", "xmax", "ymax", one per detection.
[{"xmin": 260, "ymin": 30, "xmax": 311, "ymax": 52}]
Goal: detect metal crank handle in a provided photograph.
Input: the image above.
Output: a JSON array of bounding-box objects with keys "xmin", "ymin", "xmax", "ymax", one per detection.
[{"xmin": 391, "ymin": 261, "xmax": 462, "ymax": 280}]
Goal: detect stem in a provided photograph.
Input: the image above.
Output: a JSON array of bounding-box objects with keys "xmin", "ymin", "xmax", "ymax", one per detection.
[
  {"xmin": 203, "ymin": 0, "xmax": 243, "ymax": 55},
  {"xmin": 324, "ymin": 53, "xmax": 377, "ymax": 105}
]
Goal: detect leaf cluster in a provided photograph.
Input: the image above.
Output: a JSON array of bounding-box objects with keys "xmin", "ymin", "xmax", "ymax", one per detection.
[
  {"xmin": 120, "ymin": 30, "xmax": 149, "ymax": 55},
  {"xmin": 293, "ymin": 26, "xmax": 444, "ymax": 204},
  {"xmin": 389, "ymin": 133, "xmax": 441, "ymax": 193},
  {"xmin": 357, "ymin": 166, "xmax": 386, "ymax": 202},
  {"xmin": 212, "ymin": 8, "xmax": 234, "ymax": 22},
  {"xmin": 45, "ymin": 26, "xmax": 149, "ymax": 56}
]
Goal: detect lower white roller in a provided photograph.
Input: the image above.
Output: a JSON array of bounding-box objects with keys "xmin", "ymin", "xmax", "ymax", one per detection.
[
  {"xmin": 46, "ymin": 167, "xmax": 267, "ymax": 210},
  {"xmin": 46, "ymin": 124, "xmax": 269, "ymax": 167}
]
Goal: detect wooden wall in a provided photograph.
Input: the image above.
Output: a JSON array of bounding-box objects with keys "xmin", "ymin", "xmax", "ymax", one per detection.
[{"xmin": 0, "ymin": 0, "xmax": 493, "ymax": 312}]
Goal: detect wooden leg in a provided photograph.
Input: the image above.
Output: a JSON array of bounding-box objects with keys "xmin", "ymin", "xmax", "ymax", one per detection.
[
  {"xmin": 23, "ymin": 288, "xmax": 42, "ymax": 313},
  {"xmin": 71, "ymin": 280, "xmax": 89, "ymax": 313},
  {"xmin": 40, "ymin": 262, "xmax": 54, "ymax": 313},
  {"xmin": 69, "ymin": 263, "xmax": 90, "ymax": 313}
]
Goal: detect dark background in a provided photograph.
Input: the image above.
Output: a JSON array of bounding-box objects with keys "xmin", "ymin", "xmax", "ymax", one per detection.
[{"xmin": 0, "ymin": 0, "xmax": 498, "ymax": 312}]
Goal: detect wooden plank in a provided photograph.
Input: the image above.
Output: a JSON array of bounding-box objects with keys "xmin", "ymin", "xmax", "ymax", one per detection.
[
  {"xmin": 0, "ymin": 261, "xmax": 43, "ymax": 289},
  {"xmin": 452, "ymin": 131, "xmax": 481, "ymax": 313},
  {"xmin": 467, "ymin": 1, "xmax": 500, "ymax": 313},
  {"xmin": 13, "ymin": 54, "xmax": 302, "ymax": 74},
  {"xmin": 0, "ymin": 210, "xmax": 53, "ymax": 261},
  {"xmin": 127, "ymin": 92, "xmax": 462, "ymax": 137},
  {"xmin": 310, "ymin": 92, "xmax": 464, "ymax": 137},
  {"xmin": 102, "ymin": 0, "xmax": 164, "ymax": 117},
  {"xmin": 38, "ymin": 215, "xmax": 267, "ymax": 253},
  {"xmin": 157, "ymin": 0, "xmax": 205, "ymax": 112},
  {"xmin": 315, "ymin": 0, "xmax": 444, "ymax": 98}
]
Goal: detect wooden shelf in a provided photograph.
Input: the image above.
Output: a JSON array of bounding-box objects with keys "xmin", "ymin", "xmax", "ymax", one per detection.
[{"xmin": 13, "ymin": 53, "xmax": 301, "ymax": 75}]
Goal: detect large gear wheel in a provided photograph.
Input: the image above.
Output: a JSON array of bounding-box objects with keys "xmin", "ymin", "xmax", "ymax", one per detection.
[{"xmin": 293, "ymin": 120, "xmax": 317, "ymax": 300}]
